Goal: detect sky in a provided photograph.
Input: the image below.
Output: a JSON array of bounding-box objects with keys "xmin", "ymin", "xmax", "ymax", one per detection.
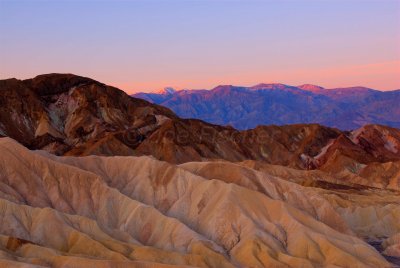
[{"xmin": 0, "ymin": 0, "xmax": 399, "ymax": 93}]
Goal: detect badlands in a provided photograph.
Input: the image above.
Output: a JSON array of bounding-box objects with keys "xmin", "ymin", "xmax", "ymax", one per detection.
[{"xmin": 0, "ymin": 74, "xmax": 399, "ymax": 267}]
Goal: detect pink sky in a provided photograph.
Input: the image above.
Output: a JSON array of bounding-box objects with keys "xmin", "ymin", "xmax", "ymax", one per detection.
[
  {"xmin": 1, "ymin": 1, "xmax": 399, "ymax": 94},
  {"xmin": 114, "ymin": 60, "xmax": 400, "ymax": 94}
]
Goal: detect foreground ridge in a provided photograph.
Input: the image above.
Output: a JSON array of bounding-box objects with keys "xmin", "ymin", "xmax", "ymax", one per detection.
[{"xmin": 0, "ymin": 137, "xmax": 399, "ymax": 267}]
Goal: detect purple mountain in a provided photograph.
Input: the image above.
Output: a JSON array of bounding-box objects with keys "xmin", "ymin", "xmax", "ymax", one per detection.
[{"xmin": 132, "ymin": 84, "xmax": 400, "ymax": 130}]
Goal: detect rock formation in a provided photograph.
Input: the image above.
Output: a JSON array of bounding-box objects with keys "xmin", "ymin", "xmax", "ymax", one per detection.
[{"xmin": 0, "ymin": 137, "xmax": 399, "ymax": 267}]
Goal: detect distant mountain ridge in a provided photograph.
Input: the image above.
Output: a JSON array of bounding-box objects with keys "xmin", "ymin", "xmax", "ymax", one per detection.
[{"xmin": 133, "ymin": 84, "xmax": 400, "ymax": 130}]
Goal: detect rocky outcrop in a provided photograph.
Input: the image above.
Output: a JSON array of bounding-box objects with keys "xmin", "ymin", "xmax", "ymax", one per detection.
[{"xmin": 0, "ymin": 74, "xmax": 176, "ymax": 156}]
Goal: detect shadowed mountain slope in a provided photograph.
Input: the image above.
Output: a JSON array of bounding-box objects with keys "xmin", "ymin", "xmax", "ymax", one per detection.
[{"xmin": 1, "ymin": 74, "xmax": 400, "ymax": 170}]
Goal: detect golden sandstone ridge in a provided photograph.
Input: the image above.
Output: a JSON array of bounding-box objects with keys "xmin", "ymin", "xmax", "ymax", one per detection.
[
  {"xmin": 0, "ymin": 137, "xmax": 399, "ymax": 268},
  {"xmin": 0, "ymin": 74, "xmax": 400, "ymax": 267}
]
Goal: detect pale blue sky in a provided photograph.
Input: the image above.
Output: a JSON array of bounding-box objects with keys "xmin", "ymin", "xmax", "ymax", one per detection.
[{"xmin": 1, "ymin": 0, "xmax": 399, "ymax": 92}]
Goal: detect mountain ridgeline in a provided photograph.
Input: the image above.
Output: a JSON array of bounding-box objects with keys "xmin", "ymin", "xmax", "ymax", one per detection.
[
  {"xmin": 1, "ymin": 74, "xmax": 400, "ymax": 169},
  {"xmin": 133, "ymin": 83, "xmax": 400, "ymax": 130}
]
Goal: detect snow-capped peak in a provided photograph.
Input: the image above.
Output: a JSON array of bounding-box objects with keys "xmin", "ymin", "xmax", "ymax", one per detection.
[
  {"xmin": 250, "ymin": 83, "xmax": 291, "ymax": 90},
  {"xmin": 153, "ymin": 87, "xmax": 177, "ymax": 95},
  {"xmin": 297, "ymin": 84, "xmax": 325, "ymax": 91}
]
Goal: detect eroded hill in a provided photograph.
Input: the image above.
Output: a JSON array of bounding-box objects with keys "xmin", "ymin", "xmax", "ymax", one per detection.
[
  {"xmin": 1, "ymin": 74, "xmax": 399, "ymax": 169},
  {"xmin": 0, "ymin": 137, "xmax": 399, "ymax": 267}
]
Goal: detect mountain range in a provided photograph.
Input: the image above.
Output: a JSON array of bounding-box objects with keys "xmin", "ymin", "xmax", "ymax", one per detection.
[
  {"xmin": 133, "ymin": 84, "xmax": 400, "ymax": 130},
  {"xmin": 0, "ymin": 74, "xmax": 400, "ymax": 267}
]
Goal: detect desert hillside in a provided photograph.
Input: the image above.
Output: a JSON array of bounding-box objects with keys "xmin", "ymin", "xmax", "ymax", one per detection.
[{"xmin": 0, "ymin": 137, "xmax": 399, "ymax": 267}]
